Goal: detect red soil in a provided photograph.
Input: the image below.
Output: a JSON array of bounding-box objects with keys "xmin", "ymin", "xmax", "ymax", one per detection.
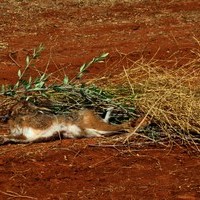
[{"xmin": 0, "ymin": 0, "xmax": 200, "ymax": 199}]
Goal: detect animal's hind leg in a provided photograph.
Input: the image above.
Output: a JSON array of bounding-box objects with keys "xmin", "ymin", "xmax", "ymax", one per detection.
[{"xmin": 103, "ymin": 107, "xmax": 114, "ymax": 123}]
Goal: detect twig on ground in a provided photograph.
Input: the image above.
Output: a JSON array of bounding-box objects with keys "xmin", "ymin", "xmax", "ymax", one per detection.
[{"xmin": 0, "ymin": 190, "xmax": 37, "ymax": 199}]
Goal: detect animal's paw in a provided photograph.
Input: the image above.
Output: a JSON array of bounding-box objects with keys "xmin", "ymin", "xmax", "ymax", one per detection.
[{"xmin": 0, "ymin": 136, "xmax": 5, "ymax": 145}]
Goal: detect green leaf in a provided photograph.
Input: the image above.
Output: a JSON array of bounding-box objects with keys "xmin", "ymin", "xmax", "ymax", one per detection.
[
  {"xmin": 17, "ymin": 69, "xmax": 21, "ymax": 78},
  {"xmin": 14, "ymin": 81, "xmax": 20, "ymax": 89},
  {"xmin": 26, "ymin": 55, "xmax": 30, "ymax": 65},
  {"xmin": 100, "ymin": 52, "xmax": 109, "ymax": 58},
  {"xmin": 1, "ymin": 85, "xmax": 5, "ymax": 93},
  {"xmin": 40, "ymin": 73, "xmax": 47, "ymax": 81},
  {"xmin": 33, "ymin": 48, "xmax": 36, "ymax": 58},
  {"xmin": 35, "ymin": 81, "xmax": 45, "ymax": 89},
  {"xmin": 28, "ymin": 76, "xmax": 32, "ymax": 84},
  {"xmin": 41, "ymin": 93, "xmax": 48, "ymax": 98},
  {"xmin": 79, "ymin": 63, "xmax": 87, "ymax": 73},
  {"xmin": 63, "ymin": 76, "xmax": 69, "ymax": 85},
  {"xmin": 95, "ymin": 52, "xmax": 109, "ymax": 62},
  {"xmin": 19, "ymin": 79, "xmax": 30, "ymax": 90},
  {"xmin": 26, "ymin": 96, "xmax": 31, "ymax": 101},
  {"xmin": 33, "ymin": 43, "xmax": 45, "ymax": 59},
  {"xmin": 34, "ymin": 77, "xmax": 40, "ymax": 84}
]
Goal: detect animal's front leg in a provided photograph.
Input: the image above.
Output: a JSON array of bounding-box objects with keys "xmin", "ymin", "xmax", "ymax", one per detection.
[{"xmin": 0, "ymin": 134, "xmax": 29, "ymax": 145}]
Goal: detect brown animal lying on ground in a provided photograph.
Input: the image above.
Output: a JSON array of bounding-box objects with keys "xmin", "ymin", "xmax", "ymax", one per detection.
[
  {"xmin": 0, "ymin": 103, "xmax": 131, "ymax": 144},
  {"xmin": 0, "ymin": 101, "xmax": 151, "ymax": 145}
]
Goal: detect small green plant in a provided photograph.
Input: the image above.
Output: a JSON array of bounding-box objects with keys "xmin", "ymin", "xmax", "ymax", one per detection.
[
  {"xmin": 0, "ymin": 44, "xmax": 135, "ymax": 123},
  {"xmin": 77, "ymin": 52, "xmax": 109, "ymax": 79},
  {"xmin": 15, "ymin": 43, "xmax": 45, "ymax": 90},
  {"xmin": 0, "ymin": 44, "xmax": 109, "ymax": 97},
  {"xmin": 1, "ymin": 44, "xmax": 45, "ymax": 96}
]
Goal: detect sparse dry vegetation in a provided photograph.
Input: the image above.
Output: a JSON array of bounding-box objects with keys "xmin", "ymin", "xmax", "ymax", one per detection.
[
  {"xmin": 1, "ymin": 1, "xmax": 200, "ymax": 199},
  {"xmin": 104, "ymin": 41, "xmax": 200, "ymax": 150}
]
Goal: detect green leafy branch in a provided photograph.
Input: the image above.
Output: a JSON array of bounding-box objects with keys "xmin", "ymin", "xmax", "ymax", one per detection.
[
  {"xmin": 15, "ymin": 43, "xmax": 45, "ymax": 90},
  {"xmin": 76, "ymin": 52, "xmax": 109, "ymax": 79},
  {"xmin": 0, "ymin": 45, "xmax": 109, "ymax": 98}
]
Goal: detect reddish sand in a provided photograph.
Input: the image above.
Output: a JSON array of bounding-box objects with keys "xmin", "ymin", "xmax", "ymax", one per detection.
[{"xmin": 0, "ymin": 1, "xmax": 200, "ymax": 199}]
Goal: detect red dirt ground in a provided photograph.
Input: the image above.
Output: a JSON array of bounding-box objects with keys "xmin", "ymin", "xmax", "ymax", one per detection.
[{"xmin": 0, "ymin": 0, "xmax": 200, "ymax": 199}]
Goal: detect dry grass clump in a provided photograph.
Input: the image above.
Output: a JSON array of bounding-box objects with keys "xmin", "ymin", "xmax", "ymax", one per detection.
[{"xmin": 108, "ymin": 48, "xmax": 200, "ymax": 146}]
